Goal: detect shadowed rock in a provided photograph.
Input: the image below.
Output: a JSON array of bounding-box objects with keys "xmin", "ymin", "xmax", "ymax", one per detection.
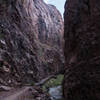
[{"xmin": 63, "ymin": 0, "xmax": 100, "ymax": 100}]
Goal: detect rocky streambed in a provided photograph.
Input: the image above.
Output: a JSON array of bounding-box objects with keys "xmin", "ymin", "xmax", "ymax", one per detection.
[
  {"xmin": 49, "ymin": 85, "xmax": 63, "ymax": 100},
  {"xmin": 42, "ymin": 74, "xmax": 64, "ymax": 100}
]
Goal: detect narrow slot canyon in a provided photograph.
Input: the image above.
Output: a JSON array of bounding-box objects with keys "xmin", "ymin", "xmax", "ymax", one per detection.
[{"xmin": 0, "ymin": 0, "xmax": 100, "ymax": 100}]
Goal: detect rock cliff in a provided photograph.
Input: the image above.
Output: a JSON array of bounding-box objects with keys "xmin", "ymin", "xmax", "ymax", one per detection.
[
  {"xmin": 63, "ymin": 0, "xmax": 100, "ymax": 100},
  {"xmin": 0, "ymin": 0, "xmax": 64, "ymax": 86}
]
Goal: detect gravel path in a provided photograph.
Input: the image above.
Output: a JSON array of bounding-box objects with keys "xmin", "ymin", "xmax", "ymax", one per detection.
[{"xmin": 0, "ymin": 87, "xmax": 34, "ymax": 100}]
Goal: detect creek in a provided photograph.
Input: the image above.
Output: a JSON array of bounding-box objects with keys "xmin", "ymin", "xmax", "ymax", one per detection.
[{"xmin": 49, "ymin": 85, "xmax": 63, "ymax": 100}]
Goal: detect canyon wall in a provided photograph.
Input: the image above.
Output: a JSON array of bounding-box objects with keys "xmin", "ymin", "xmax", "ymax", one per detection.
[
  {"xmin": 0, "ymin": 0, "xmax": 64, "ymax": 86},
  {"xmin": 63, "ymin": 0, "xmax": 100, "ymax": 100}
]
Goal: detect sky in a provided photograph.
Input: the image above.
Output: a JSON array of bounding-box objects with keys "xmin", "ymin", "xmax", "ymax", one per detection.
[{"xmin": 44, "ymin": 0, "xmax": 66, "ymax": 17}]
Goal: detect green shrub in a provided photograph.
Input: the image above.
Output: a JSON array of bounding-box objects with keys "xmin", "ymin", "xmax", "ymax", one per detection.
[{"xmin": 42, "ymin": 74, "xmax": 64, "ymax": 91}]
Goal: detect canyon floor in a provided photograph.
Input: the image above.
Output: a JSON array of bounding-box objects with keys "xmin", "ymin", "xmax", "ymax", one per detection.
[
  {"xmin": 0, "ymin": 75, "xmax": 64, "ymax": 100},
  {"xmin": 0, "ymin": 87, "xmax": 34, "ymax": 100}
]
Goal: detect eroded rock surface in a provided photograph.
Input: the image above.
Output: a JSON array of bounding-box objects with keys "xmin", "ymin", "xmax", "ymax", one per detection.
[
  {"xmin": 0, "ymin": 0, "xmax": 64, "ymax": 86},
  {"xmin": 63, "ymin": 0, "xmax": 100, "ymax": 100}
]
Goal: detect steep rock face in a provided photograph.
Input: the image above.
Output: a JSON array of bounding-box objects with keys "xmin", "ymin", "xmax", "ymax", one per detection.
[
  {"xmin": 0, "ymin": 0, "xmax": 64, "ymax": 86},
  {"xmin": 63, "ymin": 0, "xmax": 100, "ymax": 100}
]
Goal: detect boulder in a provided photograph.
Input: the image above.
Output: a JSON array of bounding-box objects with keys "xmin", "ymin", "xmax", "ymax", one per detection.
[{"xmin": 0, "ymin": 85, "xmax": 11, "ymax": 91}]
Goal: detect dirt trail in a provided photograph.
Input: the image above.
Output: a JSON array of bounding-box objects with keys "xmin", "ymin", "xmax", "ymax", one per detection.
[{"xmin": 0, "ymin": 87, "xmax": 33, "ymax": 100}]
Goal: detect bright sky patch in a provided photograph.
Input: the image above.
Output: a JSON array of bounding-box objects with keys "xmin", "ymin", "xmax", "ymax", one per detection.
[
  {"xmin": 44, "ymin": 0, "xmax": 66, "ymax": 17},
  {"xmin": 44, "ymin": 0, "xmax": 48, "ymax": 3}
]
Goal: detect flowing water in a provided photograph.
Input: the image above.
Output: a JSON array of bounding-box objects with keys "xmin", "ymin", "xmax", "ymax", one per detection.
[{"xmin": 49, "ymin": 86, "xmax": 63, "ymax": 100}]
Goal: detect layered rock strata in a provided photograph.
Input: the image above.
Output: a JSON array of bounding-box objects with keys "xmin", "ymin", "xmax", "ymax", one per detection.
[{"xmin": 0, "ymin": 0, "xmax": 64, "ymax": 86}]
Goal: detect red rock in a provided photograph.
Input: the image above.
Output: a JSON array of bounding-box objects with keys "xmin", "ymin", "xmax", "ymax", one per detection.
[{"xmin": 0, "ymin": 0, "xmax": 64, "ymax": 85}]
